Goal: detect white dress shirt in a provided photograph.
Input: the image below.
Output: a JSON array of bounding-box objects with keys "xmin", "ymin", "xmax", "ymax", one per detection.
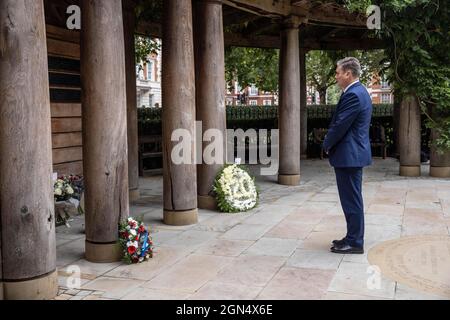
[{"xmin": 344, "ymin": 80, "xmax": 360, "ymax": 93}]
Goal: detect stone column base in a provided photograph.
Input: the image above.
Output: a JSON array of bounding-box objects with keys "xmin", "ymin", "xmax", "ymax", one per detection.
[
  {"xmin": 129, "ymin": 188, "xmax": 140, "ymax": 202},
  {"xmin": 400, "ymin": 165, "xmax": 421, "ymax": 177},
  {"xmin": 164, "ymin": 209, "xmax": 198, "ymax": 226},
  {"xmin": 430, "ymin": 166, "xmax": 450, "ymax": 178},
  {"xmin": 278, "ymin": 174, "xmax": 301, "ymax": 186},
  {"xmin": 3, "ymin": 270, "xmax": 58, "ymax": 300},
  {"xmin": 198, "ymin": 195, "xmax": 218, "ymax": 211},
  {"xmin": 85, "ymin": 241, "xmax": 122, "ymax": 263},
  {"xmin": 0, "ymin": 282, "xmax": 3, "ymax": 300}
]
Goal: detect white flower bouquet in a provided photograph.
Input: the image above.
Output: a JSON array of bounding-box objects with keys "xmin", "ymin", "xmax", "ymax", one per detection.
[
  {"xmin": 54, "ymin": 178, "xmax": 75, "ymax": 201},
  {"xmin": 54, "ymin": 175, "xmax": 84, "ymax": 227},
  {"xmin": 213, "ymin": 164, "xmax": 259, "ymax": 213}
]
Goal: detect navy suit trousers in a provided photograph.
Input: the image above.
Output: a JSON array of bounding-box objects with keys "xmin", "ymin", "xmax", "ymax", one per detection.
[{"xmin": 334, "ymin": 167, "xmax": 365, "ymax": 248}]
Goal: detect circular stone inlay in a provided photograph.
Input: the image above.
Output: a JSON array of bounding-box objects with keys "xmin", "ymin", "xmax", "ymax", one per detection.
[{"xmin": 368, "ymin": 235, "xmax": 450, "ymax": 298}]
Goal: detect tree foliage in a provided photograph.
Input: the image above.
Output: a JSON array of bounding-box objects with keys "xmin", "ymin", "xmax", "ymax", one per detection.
[
  {"xmin": 134, "ymin": 0, "xmax": 162, "ymax": 68},
  {"xmin": 224, "ymin": 47, "xmax": 279, "ymax": 93}
]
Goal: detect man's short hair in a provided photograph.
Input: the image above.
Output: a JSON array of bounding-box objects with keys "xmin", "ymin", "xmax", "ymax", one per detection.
[{"xmin": 337, "ymin": 57, "xmax": 361, "ymax": 78}]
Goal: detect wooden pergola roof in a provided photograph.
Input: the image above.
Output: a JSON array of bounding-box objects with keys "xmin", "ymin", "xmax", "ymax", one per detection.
[{"xmin": 44, "ymin": 0, "xmax": 386, "ymax": 51}]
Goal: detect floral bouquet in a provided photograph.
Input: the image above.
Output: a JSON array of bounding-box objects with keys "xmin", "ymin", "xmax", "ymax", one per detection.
[
  {"xmin": 54, "ymin": 177, "xmax": 75, "ymax": 202},
  {"xmin": 119, "ymin": 217, "xmax": 154, "ymax": 264},
  {"xmin": 54, "ymin": 175, "xmax": 85, "ymax": 227},
  {"xmin": 213, "ymin": 164, "xmax": 259, "ymax": 213},
  {"xmin": 65, "ymin": 175, "xmax": 84, "ymax": 201}
]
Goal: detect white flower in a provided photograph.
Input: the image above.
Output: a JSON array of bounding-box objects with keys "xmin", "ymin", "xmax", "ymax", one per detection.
[
  {"xmin": 126, "ymin": 226, "xmax": 131, "ymax": 231},
  {"xmin": 54, "ymin": 188, "xmax": 62, "ymax": 196},
  {"xmin": 130, "ymin": 229, "xmax": 137, "ymax": 237},
  {"xmin": 139, "ymin": 257, "xmax": 144, "ymax": 262},
  {"xmin": 66, "ymin": 186, "xmax": 74, "ymax": 195},
  {"xmin": 216, "ymin": 165, "xmax": 258, "ymax": 212}
]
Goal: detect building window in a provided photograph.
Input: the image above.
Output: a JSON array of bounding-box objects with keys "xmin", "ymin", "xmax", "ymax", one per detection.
[
  {"xmin": 149, "ymin": 94, "xmax": 154, "ymax": 108},
  {"xmin": 381, "ymin": 93, "xmax": 391, "ymax": 103},
  {"xmin": 263, "ymin": 100, "xmax": 272, "ymax": 106},
  {"xmin": 147, "ymin": 61, "xmax": 154, "ymax": 81},
  {"xmin": 136, "ymin": 65, "xmax": 144, "ymax": 80},
  {"xmin": 250, "ymin": 100, "xmax": 258, "ymax": 106},
  {"xmin": 249, "ymin": 85, "xmax": 258, "ymax": 96}
]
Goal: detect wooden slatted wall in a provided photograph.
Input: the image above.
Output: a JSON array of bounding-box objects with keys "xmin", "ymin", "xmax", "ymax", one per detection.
[{"xmin": 46, "ymin": 25, "xmax": 83, "ymax": 175}]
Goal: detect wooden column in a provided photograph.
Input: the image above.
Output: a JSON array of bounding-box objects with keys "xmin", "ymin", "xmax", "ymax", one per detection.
[
  {"xmin": 399, "ymin": 95, "xmax": 421, "ymax": 176},
  {"xmin": 123, "ymin": 0, "xmax": 140, "ymax": 201},
  {"xmin": 0, "ymin": 0, "xmax": 58, "ymax": 299},
  {"xmin": 162, "ymin": 0, "xmax": 198, "ymax": 225},
  {"xmin": 82, "ymin": 0, "xmax": 130, "ymax": 262},
  {"xmin": 300, "ymin": 49, "xmax": 308, "ymax": 160},
  {"xmin": 278, "ymin": 17, "xmax": 301, "ymax": 186},
  {"xmin": 0, "ymin": 236, "xmax": 2, "ymax": 300},
  {"xmin": 194, "ymin": 0, "xmax": 227, "ymax": 210},
  {"xmin": 392, "ymin": 95, "xmax": 401, "ymax": 158},
  {"xmin": 430, "ymin": 126, "xmax": 450, "ymax": 178}
]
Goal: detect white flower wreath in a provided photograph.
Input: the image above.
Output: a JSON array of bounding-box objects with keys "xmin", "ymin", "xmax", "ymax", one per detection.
[{"xmin": 213, "ymin": 164, "xmax": 259, "ymax": 213}]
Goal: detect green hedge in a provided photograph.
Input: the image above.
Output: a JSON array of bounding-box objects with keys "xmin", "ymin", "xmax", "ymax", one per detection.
[{"xmin": 138, "ymin": 104, "xmax": 393, "ymax": 125}]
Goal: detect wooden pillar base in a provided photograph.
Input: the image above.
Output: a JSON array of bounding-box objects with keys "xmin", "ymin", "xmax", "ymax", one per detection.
[
  {"xmin": 198, "ymin": 195, "xmax": 218, "ymax": 211},
  {"xmin": 85, "ymin": 241, "xmax": 122, "ymax": 263},
  {"xmin": 164, "ymin": 209, "xmax": 198, "ymax": 226},
  {"xmin": 3, "ymin": 270, "xmax": 58, "ymax": 300},
  {"xmin": 129, "ymin": 188, "xmax": 140, "ymax": 202},
  {"xmin": 430, "ymin": 166, "xmax": 450, "ymax": 178},
  {"xmin": 278, "ymin": 174, "xmax": 301, "ymax": 186},
  {"xmin": 400, "ymin": 165, "xmax": 421, "ymax": 177}
]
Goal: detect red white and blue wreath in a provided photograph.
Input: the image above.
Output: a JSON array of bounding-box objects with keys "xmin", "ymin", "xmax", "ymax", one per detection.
[{"xmin": 119, "ymin": 217, "xmax": 154, "ymax": 264}]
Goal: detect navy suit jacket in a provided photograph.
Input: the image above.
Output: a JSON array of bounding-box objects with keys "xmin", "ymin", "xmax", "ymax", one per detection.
[{"xmin": 323, "ymin": 82, "xmax": 373, "ymax": 168}]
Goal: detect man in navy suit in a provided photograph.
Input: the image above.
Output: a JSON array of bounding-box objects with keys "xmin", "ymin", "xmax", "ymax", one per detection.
[{"xmin": 323, "ymin": 57, "xmax": 372, "ymax": 254}]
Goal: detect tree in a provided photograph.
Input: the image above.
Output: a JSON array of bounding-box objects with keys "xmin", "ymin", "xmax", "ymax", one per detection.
[
  {"xmin": 225, "ymin": 47, "xmax": 279, "ymax": 94},
  {"xmin": 134, "ymin": 0, "xmax": 162, "ymax": 70},
  {"xmin": 135, "ymin": 35, "xmax": 160, "ymax": 68},
  {"xmin": 306, "ymin": 51, "xmax": 337, "ymax": 104}
]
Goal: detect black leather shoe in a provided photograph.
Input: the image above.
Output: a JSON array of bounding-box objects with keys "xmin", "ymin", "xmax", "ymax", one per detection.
[
  {"xmin": 331, "ymin": 238, "xmax": 346, "ymax": 246},
  {"xmin": 330, "ymin": 243, "xmax": 364, "ymax": 254}
]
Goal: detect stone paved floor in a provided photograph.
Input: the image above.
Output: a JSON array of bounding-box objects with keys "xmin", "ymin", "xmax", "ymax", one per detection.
[{"xmin": 55, "ymin": 158, "xmax": 450, "ymax": 300}]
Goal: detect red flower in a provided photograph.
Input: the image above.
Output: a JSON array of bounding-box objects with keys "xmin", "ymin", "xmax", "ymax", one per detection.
[
  {"xmin": 138, "ymin": 225, "xmax": 145, "ymax": 233},
  {"xmin": 127, "ymin": 246, "xmax": 136, "ymax": 255},
  {"xmin": 135, "ymin": 236, "xmax": 139, "ymax": 241}
]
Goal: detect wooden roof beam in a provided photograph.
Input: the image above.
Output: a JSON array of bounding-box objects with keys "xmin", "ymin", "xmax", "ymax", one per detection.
[{"xmin": 222, "ymin": 0, "xmax": 291, "ymax": 17}]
